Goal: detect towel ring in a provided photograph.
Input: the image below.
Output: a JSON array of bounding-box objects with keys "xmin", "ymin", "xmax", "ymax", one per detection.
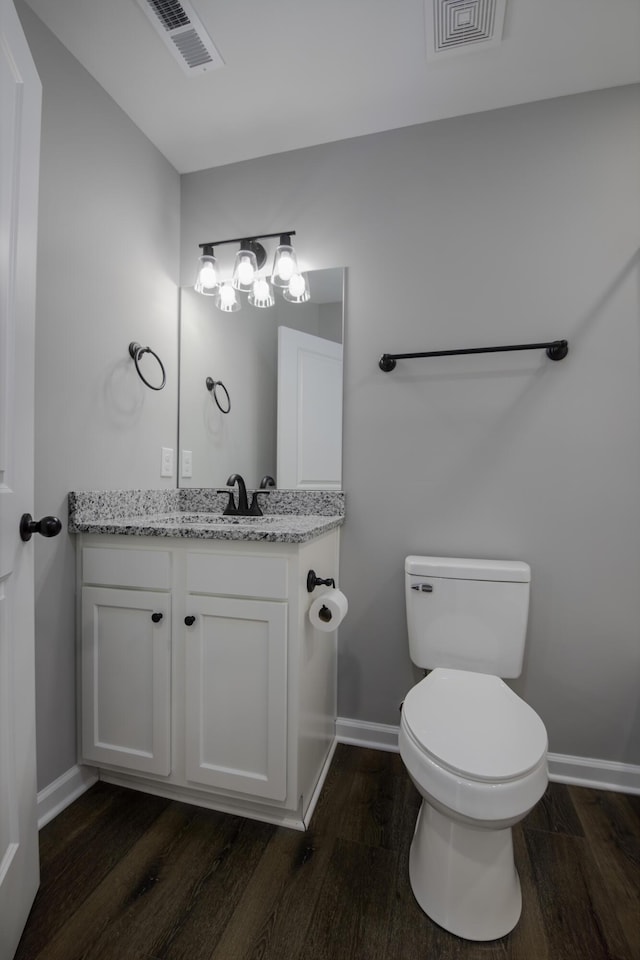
[
  {"xmin": 206, "ymin": 376, "xmax": 231, "ymax": 414},
  {"xmin": 129, "ymin": 342, "xmax": 166, "ymax": 391}
]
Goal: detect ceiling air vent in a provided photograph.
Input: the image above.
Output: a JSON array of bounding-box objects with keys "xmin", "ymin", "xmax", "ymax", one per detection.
[
  {"xmin": 135, "ymin": 0, "xmax": 224, "ymax": 76},
  {"xmin": 426, "ymin": 0, "xmax": 507, "ymax": 59}
]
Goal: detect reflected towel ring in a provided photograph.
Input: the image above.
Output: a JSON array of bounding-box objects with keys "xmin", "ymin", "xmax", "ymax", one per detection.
[
  {"xmin": 129, "ymin": 342, "xmax": 166, "ymax": 391},
  {"xmin": 206, "ymin": 376, "xmax": 231, "ymax": 414}
]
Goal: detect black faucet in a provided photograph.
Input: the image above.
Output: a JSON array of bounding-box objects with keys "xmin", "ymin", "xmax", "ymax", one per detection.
[
  {"xmin": 223, "ymin": 474, "xmax": 270, "ymax": 517},
  {"xmin": 225, "ymin": 474, "xmax": 249, "ymax": 515},
  {"xmin": 259, "ymin": 475, "xmax": 276, "ymax": 489}
]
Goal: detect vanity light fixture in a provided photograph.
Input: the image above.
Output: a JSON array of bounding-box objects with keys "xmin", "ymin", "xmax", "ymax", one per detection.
[{"xmin": 195, "ymin": 230, "xmax": 307, "ymax": 311}]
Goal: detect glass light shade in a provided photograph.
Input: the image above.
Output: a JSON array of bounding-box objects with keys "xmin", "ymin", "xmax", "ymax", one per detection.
[
  {"xmin": 283, "ymin": 272, "xmax": 310, "ymax": 303},
  {"xmin": 248, "ymin": 276, "xmax": 275, "ymax": 308},
  {"xmin": 194, "ymin": 253, "xmax": 218, "ymax": 295},
  {"xmin": 271, "ymin": 243, "xmax": 299, "ymax": 288},
  {"xmin": 214, "ymin": 280, "xmax": 241, "ymax": 313},
  {"xmin": 232, "ymin": 249, "xmax": 258, "ymax": 291}
]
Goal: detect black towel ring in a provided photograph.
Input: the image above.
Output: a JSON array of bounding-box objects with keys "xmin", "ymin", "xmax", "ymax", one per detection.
[
  {"xmin": 129, "ymin": 342, "xmax": 166, "ymax": 391},
  {"xmin": 206, "ymin": 376, "xmax": 231, "ymax": 414}
]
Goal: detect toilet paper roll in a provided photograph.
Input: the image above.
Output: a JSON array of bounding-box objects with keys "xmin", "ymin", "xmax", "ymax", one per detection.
[{"xmin": 309, "ymin": 588, "xmax": 348, "ymax": 632}]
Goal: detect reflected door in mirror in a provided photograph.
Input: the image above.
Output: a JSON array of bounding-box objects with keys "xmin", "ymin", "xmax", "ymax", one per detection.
[{"xmin": 277, "ymin": 327, "xmax": 342, "ymax": 489}]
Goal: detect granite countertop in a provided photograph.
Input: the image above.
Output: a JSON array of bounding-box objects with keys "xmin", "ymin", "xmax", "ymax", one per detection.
[{"xmin": 68, "ymin": 489, "xmax": 344, "ymax": 544}]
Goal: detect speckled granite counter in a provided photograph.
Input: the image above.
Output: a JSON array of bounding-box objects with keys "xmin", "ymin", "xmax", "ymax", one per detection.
[{"xmin": 68, "ymin": 489, "xmax": 344, "ymax": 543}]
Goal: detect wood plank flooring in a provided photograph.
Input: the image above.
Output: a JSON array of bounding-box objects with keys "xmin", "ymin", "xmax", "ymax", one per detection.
[{"xmin": 14, "ymin": 745, "xmax": 640, "ymax": 960}]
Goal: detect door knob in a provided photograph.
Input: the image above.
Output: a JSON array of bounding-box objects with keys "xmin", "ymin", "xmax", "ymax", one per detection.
[
  {"xmin": 151, "ymin": 613, "xmax": 163, "ymax": 623},
  {"xmin": 184, "ymin": 615, "xmax": 196, "ymax": 626},
  {"xmin": 20, "ymin": 513, "xmax": 62, "ymax": 542}
]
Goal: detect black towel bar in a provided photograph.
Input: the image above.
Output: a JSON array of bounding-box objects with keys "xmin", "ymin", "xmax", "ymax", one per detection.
[{"xmin": 379, "ymin": 339, "xmax": 569, "ymax": 372}]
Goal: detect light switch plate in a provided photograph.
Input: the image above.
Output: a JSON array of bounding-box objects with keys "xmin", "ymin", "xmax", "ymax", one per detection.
[
  {"xmin": 181, "ymin": 450, "xmax": 193, "ymax": 478},
  {"xmin": 161, "ymin": 447, "xmax": 174, "ymax": 477}
]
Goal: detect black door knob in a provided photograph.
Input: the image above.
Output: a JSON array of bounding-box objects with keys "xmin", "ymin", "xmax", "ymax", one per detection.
[
  {"xmin": 184, "ymin": 615, "xmax": 196, "ymax": 626},
  {"xmin": 151, "ymin": 613, "xmax": 163, "ymax": 623},
  {"xmin": 20, "ymin": 513, "xmax": 62, "ymax": 542}
]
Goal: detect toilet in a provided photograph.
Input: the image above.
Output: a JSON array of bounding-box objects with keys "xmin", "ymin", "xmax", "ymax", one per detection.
[{"xmin": 399, "ymin": 556, "xmax": 548, "ymax": 942}]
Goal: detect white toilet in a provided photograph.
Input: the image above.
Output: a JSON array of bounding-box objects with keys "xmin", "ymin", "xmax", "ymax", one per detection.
[{"xmin": 399, "ymin": 555, "xmax": 548, "ymax": 942}]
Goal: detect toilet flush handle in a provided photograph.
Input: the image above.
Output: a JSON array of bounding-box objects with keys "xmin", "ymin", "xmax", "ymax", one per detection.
[{"xmin": 411, "ymin": 583, "xmax": 433, "ymax": 592}]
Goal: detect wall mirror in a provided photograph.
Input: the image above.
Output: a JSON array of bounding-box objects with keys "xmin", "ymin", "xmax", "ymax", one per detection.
[{"xmin": 178, "ymin": 267, "xmax": 344, "ymax": 489}]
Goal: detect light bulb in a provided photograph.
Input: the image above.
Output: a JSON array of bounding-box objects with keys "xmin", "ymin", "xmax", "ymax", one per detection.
[
  {"xmin": 288, "ymin": 273, "xmax": 305, "ymax": 297},
  {"xmin": 275, "ymin": 253, "xmax": 294, "ymax": 282},
  {"xmin": 271, "ymin": 238, "xmax": 299, "ymax": 288},
  {"xmin": 220, "ymin": 283, "xmax": 237, "ymax": 307},
  {"xmin": 215, "ymin": 281, "xmax": 240, "ymax": 312},
  {"xmin": 232, "ymin": 246, "xmax": 259, "ymax": 291},
  {"xmin": 283, "ymin": 271, "xmax": 310, "ymax": 303},
  {"xmin": 194, "ymin": 251, "xmax": 218, "ymax": 295},
  {"xmin": 198, "ymin": 262, "xmax": 217, "ymax": 289},
  {"xmin": 248, "ymin": 276, "xmax": 275, "ymax": 308},
  {"xmin": 237, "ymin": 255, "xmax": 255, "ymax": 287}
]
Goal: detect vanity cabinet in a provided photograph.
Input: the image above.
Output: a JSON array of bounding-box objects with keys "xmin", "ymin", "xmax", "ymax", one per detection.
[{"xmin": 76, "ymin": 530, "xmax": 339, "ymax": 829}]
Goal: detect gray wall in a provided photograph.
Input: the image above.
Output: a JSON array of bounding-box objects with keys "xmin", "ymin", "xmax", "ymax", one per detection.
[
  {"xmin": 17, "ymin": 2, "xmax": 181, "ymax": 790},
  {"xmin": 183, "ymin": 85, "xmax": 640, "ymax": 766}
]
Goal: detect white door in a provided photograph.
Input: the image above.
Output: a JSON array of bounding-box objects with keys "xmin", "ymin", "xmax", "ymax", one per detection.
[
  {"xmin": 0, "ymin": 2, "xmax": 42, "ymax": 957},
  {"xmin": 277, "ymin": 326, "xmax": 343, "ymax": 489}
]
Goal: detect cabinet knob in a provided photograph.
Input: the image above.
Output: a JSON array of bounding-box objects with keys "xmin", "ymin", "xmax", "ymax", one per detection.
[
  {"xmin": 184, "ymin": 615, "xmax": 196, "ymax": 626},
  {"xmin": 151, "ymin": 612, "xmax": 163, "ymax": 623}
]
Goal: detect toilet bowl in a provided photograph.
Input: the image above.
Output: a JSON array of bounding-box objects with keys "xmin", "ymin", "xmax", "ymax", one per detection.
[{"xmin": 399, "ymin": 667, "xmax": 548, "ymax": 941}]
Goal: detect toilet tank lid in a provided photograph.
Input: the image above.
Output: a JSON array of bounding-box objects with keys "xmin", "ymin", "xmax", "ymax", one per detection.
[{"xmin": 405, "ymin": 556, "xmax": 530, "ymax": 582}]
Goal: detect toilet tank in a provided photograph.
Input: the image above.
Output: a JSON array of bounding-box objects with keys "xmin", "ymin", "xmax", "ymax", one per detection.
[{"xmin": 405, "ymin": 556, "xmax": 531, "ymax": 678}]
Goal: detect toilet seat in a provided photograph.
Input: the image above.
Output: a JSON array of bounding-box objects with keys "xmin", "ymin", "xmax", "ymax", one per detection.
[{"xmin": 402, "ymin": 667, "xmax": 547, "ymax": 783}]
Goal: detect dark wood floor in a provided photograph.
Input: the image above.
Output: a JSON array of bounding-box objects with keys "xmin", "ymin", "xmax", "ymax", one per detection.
[{"xmin": 15, "ymin": 745, "xmax": 640, "ymax": 960}]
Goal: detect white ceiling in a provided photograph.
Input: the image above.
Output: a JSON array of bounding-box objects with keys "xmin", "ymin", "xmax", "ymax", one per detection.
[{"xmin": 24, "ymin": 0, "xmax": 640, "ymax": 175}]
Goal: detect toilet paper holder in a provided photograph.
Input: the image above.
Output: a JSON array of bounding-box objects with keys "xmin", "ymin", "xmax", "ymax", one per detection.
[{"xmin": 307, "ymin": 569, "xmax": 336, "ymax": 593}]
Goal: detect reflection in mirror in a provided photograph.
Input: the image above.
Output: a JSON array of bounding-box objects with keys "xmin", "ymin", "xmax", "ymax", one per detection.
[{"xmin": 178, "ymin": 267, "xmax": 344, "ymax": 489}]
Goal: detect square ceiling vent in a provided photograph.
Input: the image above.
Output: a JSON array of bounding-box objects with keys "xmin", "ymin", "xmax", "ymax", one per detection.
[
  {"xmin": 426, "ymin": 0, "xmax": 507, "ymax": 59},
  {"xmin": 135, "ymin": 0, "xmax": 224, "ymax": 76}
]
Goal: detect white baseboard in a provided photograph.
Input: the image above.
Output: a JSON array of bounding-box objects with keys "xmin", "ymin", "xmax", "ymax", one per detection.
[
  {"xmin": 336, "ymin": 717, "xmax": 400, "ymax": 753},
  {"xmin": 336, "ymin": 717, "xmax": 640, "ymax": 795},
  {"xmin": 37, "ymin": 764, "xmax": 99, "ymax": 829},
  {"xmin": 547, "ymin": 752, "xmax": 640, "ymax": 795}
]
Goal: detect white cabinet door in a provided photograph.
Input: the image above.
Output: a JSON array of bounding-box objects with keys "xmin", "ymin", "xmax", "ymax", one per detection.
[
  {"xmin": 81, "ymin": 587, "xmax": 171, "ymax": 775},
  {"xmin": 184, "ymin": 596, "xmax": 287, "ymax": 801}
]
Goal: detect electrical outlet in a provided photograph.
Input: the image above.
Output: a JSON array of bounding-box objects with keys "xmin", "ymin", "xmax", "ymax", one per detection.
[
  {"xmin": 161, "ymin": 447, "xmax": 174, "ymax": 478},
  {"xmin": 181, "ymin": 450, "xmax": 193, "ymax": 478}
]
